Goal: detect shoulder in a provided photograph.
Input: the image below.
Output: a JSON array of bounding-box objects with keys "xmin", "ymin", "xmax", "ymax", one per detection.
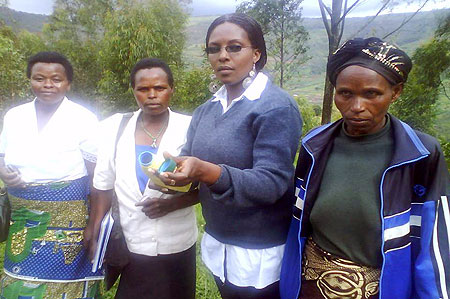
[
  {"xmin": 414, "ymin": 130, "xmax": 443, "ymax": 156},
  {"xmin": 169, "ymin": 110, "xmax": 191, "ymax": 125},
  {"xmin": 64, "ymin": 99, "xmax": 98, "ymax": 121},
  {"xmin": 3, "ymin": 101, "xmax": 33, "ymax": 120},
  {"xmin": 259, "ymin": 81, "xmax": 299, "ymax": 111}
]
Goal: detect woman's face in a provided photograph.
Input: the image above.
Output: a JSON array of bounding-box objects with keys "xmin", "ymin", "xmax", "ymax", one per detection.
[
  {"xmin": 334, "ymin": 65, "xmax": 403, "ymax": 136},
  {"xmin": 133, "ymin": 67, "xmax": 173, "ymax": 117},
  {"xmin": 207, "ymin": 22, "xmax": 261, "ymax": 86},
  {"xmin": 30, "ymin": 62, "xmax": 70, "ymax": 105}
]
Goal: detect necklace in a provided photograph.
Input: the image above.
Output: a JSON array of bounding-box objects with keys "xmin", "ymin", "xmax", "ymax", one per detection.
[{"xmin": 140, "ymin": 117, "xmax": 168, "ymax": 148}]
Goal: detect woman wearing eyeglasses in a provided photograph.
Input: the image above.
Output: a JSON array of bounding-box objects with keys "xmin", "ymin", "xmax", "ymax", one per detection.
[{"xmin": 159, "ymin": 13, "xmax": 302, "ymax": 299}]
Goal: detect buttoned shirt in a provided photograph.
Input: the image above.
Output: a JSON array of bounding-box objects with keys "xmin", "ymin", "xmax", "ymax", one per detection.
[
  {"xmin": 0, "ymin": 97, "xmax": 98, "ymax": 183},
  {"xmin": 93, "ymin": 109, "xmax": 198, "ymax": 256}
]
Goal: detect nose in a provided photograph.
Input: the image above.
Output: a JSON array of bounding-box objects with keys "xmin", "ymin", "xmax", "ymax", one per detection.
[
  {"xmin": 148, "ymin": 88, "xmax": 156, "ymax": 98},
  {"xmin": 43, "ymin": 79, "xmax": 54, "ymax": 89},
  {"xmin": 350, "ymin": 97, "xmax": 365, "ymax": 113},
  {"xmin": 218, "ymin": 47, "xmax": 230, "ymax": 61}
]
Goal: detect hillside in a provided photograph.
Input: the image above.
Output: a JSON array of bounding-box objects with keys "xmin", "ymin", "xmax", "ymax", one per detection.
[
  {"xmin": 184, "ymin": 9, "xmax": 449, "ymax": 102},
  {"xmin": 1, "ymin": 6, "xmax": 448, "ymax": 103},
  {"xmin": 0, "ymin": 7, "xmax": 48, "ymax": 32}
]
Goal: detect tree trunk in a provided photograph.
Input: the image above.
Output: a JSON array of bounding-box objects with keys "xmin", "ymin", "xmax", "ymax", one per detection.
[{"xmin": 321, "ymin": 73, "xmax": 334, "ymax": 124}]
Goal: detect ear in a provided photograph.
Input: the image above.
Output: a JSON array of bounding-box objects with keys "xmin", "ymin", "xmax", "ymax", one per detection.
[
  {"xmin": 67, "ymin": 83, "xmax": 71, "ymax": 92},
  {"xmin": 391, "ymin": 83, "xmax": 403, "ymax": 103},
  {"xmin": 253, "ymin": 48, "xmax": 261, "ymax": 65}
]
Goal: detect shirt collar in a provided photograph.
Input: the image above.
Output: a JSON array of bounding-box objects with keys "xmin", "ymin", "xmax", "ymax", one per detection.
[{"xmin": 211, "ymin": 72, "xmax": 269, "ymax": 103}]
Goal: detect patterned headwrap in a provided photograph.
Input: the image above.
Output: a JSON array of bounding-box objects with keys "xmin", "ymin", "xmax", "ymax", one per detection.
[{"xmin": 328, "ymin": 37, "xmax": 412, "ymax": 86}]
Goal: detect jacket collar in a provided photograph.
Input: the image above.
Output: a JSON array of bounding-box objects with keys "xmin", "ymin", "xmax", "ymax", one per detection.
[{"xmin": 302, "ymin": 114, "xmax": 430, "ymax": 166}]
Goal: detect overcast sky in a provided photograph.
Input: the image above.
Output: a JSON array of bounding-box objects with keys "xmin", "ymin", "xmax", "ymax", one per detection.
[{"xmin": 7, "ymin": 0, "xmax": 450, "ymax": 18}]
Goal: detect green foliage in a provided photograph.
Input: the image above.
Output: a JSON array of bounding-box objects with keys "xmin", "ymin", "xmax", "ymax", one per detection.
[
  {"xmin": 0, "ymin": 23, "xmax": 29, "ymax": 109},
  {"xmin": 98, "ymin": 0, "xmax": 188, "ymax": 109},
  {"xmin": 172, "ymin": 65, "xmax": 211, "ymax": 114},
  {"xmin": 294, "ymin": 96, "xmax": 321, "ymax": 136},
  {"xmin": 237, "ymin": 0, "xmax": 309, "ymax": 88},
  {"xmin": 391, "ymin": 14, "xmax": 450, "ymax": 136}
]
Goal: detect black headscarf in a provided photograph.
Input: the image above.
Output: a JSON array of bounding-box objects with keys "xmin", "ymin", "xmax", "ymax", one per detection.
[{"xmin": 328, "ymin": 37, "xmax": 412, "ymax": 86}]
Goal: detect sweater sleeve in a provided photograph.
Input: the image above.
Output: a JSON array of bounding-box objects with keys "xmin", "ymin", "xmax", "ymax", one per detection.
[
  {"xmin": 413, "ymin": 139, "xmax": 450, "ymax": 298},
  {"xmin": 209, "ymin": 104, "xmax": 302, "ymax": 207}
]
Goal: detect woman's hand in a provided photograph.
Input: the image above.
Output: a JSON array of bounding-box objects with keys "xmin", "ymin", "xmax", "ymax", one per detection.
[
  {"xmin": 159, "ymin": 152, "xmax": 221, "ymax": 186},
  {"xmin": 135, "ymin": 196, "xmax": 177, "ymax": 219},
  {"xmin": 0, "ymin": 159, "xmax": 24, "ymax": 187},
  {"xmin": 83, "ymin": 221, "xmax": 99, "ymax": 261},
  {"xmin": 135, "ymin": 189, "xmax": 199, "ymax": 219}
]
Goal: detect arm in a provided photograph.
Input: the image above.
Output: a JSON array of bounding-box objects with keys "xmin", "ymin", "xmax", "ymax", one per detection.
[
  {"xmin": 413, "ymin": 141, "xmax": 450, "ymax": 298},
  {"xmin": 83, "ymin": 189, "xmax": 113, "ymax": 260},
  {"xmin": 135, "ymin": 189, "xmax": 199, "ymax": 219},
  {"xmin": 0, "ymin": 156, "xmax": 24, "ymax": 187},
  {"xmin": 165, "ymin": 104, "xmax": 302, "ymax": 208}
]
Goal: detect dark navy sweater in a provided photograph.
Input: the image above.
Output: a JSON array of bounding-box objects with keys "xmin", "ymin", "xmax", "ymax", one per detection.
[{"xmin": 181, "ymin": 81, "xmax": 302, "ymax": 248}]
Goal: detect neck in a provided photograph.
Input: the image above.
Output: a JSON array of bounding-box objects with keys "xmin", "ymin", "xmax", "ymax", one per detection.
[
  {"xmin": 225, "ymin": 82, "xmax": 245, "ymax": 104},
  {"xmin": 35, "ymin": 97, "xmax": 64, "ymax": 115},
  {"xmin": 141, "ymin": 109, "xmax": 169, "ymax": 125}
]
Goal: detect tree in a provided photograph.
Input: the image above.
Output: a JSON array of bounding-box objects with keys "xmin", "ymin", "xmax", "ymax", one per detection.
[
  {"xmin": 98, "ymin": 0, "xmax": 188, "ymax": 111},
  {"xmin": 390, "ymin": 14, "xmax": 450, "ymax": 134},
  {"xmin": 318, "ymin": 0, "xmax": 436, "ymax": 124},
  {"xmin": 237, "ymin": 0, "xmax": 309, "ymax": 88},
  {"xmin": 0, "ymin": 23, "xmax": 29, "ymax": 111}
]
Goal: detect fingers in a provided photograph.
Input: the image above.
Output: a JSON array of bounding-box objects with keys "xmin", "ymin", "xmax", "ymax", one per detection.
[{"xmin": 135, "ymin": 198, "xmax": 169, "ymax": 219}]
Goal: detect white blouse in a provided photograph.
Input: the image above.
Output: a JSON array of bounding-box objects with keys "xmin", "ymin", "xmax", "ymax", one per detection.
[
  {"xmin": 0, "ymin": 97, "xmax": 98, "ymax": 183},
  {"xmin": 93, "ymin": 109, "xmax": 198, "ymax": 256}
]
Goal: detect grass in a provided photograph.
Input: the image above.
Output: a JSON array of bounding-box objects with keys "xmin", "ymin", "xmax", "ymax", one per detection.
[{"xmin": 0, "ymin": 204, "xmax": 221, "ymax": 299}]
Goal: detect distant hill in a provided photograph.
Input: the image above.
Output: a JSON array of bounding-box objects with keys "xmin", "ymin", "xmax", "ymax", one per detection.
[
  {"xmin": 0, "ymin": 7, "xmax": 48, "ymax": 32},
  {"xmin": 1, "ymin": 6, "xmax": 448, "ymax": 102},
  {"xmin": 184, "ymin": 9, "xmax": 450, "ymax": 102}
]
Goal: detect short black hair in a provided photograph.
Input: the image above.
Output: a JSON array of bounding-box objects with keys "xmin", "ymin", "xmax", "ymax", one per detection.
[
  {"xmin": 130, "ymin": 58, "xmax": 174, "ymax": 89},
  {"xmin": 27, "ymin": 51, "xmax": 74, "ymax": 83},
  {"xmin": 205, "ymin": 13, "xmax": 267, "ymax": 71}
]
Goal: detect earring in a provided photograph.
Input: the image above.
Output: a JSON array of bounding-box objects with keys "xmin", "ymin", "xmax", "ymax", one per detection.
[
  {"xmin": 209, "ymin": 74, "xmax": 221, "ymax": 93},
  {"xmin": 242, "ymin": 64, "xmax": 256, "ymax": 89}
]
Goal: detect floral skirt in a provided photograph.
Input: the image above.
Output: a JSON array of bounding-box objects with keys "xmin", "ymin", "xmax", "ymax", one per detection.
[
  {"xmin": 299, "ymin": 238, "xmax": 380, "ymax": 299},
  {"xmin": 1, "ymin": 177, "xmax": 103, "ymax": 299}
]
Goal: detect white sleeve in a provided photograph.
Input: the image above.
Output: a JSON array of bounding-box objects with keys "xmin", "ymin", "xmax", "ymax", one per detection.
[
  {"xmin": 93, "ymin": 114, "xmax": 121, "ymax": 191},
  {"xmin": 0, "ymin": 111, "xmax": 9, "ymax": 155},
  {"xmin": 79, "ymin": 111, "xmax": 99, "ymax": 163}
]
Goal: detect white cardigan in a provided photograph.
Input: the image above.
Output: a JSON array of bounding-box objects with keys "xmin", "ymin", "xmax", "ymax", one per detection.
[{"xmin": 93, "ymin": 109, "xmax": 198, "ymax": 256}]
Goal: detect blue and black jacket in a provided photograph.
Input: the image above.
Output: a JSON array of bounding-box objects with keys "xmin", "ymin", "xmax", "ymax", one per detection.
[{"xmin": 280, "ymin": 115, "xmax": 450, "ymax": 299}]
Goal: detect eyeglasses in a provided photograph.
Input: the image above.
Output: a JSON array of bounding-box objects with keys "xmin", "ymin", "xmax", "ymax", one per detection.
[{"xmin": 205, "ymin": 45, "xmax": 253, "ymax": 55}]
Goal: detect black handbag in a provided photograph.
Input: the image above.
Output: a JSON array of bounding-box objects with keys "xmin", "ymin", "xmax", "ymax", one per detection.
[
  {"xmin": 104, "ymin": 113, "xmax": 132, "ymax": 290},
  {"xmin": 0, "ymin": 181, "xmax": 11, "ymax": 243}
]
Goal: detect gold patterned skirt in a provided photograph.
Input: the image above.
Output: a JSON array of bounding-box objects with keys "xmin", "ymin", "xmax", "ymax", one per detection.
[
  {"xmin": 299, "ymin": 238, "xmax": 380, "ymax": 299},
  {"xmin": 1, "ymin": 177, "xmax": 103, "ymax": 299}
]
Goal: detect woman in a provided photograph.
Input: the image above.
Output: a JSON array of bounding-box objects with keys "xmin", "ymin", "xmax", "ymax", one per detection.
[
  {"xmin": 160, "ymin": 13, "xmax": 302, "ymax": 299},
  {"xmin": 280, "ymin": 37, "xmax": 450, "ymax": 299},
  {"xmin": 88, "ymin": 58, "xmax": 198, "ymax": 298},
  {"xmin": 0, "ymin": 51, "xmax": 102, "ymax": 298}
]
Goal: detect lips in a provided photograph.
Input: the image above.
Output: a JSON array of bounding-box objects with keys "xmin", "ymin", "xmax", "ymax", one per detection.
[{"xmin": 217, "ymin": 66, "xmax": 233, "ymax": 72}]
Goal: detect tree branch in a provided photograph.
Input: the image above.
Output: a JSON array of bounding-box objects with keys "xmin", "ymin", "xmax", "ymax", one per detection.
[
  {"xmin": 337, "ymin": 0, "xmax": 362, "ymax": 25},
  {"xmin": 318, "ymin": 0, "xmax": 332, "ymax": 37},
  {"xmin": 350, "ymin": 0, "xmax": 391, "ymax": 39},
  {"xmin": 337, "ymin": 0, "xmax": 348, "ymax": 44},
  {"xmin": 383, "ymin": 0, "xmax": 430, "ymax": 39},
  {"xmin": 439, "ymin": 77, "xmax": 450, "ymax": 101}
]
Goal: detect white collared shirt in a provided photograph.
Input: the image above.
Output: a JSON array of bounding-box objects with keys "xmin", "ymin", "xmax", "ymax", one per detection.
[
  {"xmin": 212, "ymin": 71, "xmax": 269, "ymax": 114},
  {"xmin": 0, "ymin": 97, "xmax": 98, "ymax": 183},
  {"xmin": 93, "ymin": 109, "xmax": 198, "ymax": 256},
  {"xmin": 203, "ymin": 72, "xmax": 285, "ymax": 289}
]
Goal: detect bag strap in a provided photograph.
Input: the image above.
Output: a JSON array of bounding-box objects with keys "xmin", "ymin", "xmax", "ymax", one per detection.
[{"xmin": 114, "ymin": 113, "xmax": 133, "ymax": 161}]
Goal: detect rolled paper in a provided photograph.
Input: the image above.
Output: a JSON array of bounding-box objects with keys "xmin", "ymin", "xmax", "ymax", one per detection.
[
  {"xmin": 158, "ymin": 159, "xmax": 176, "ymax": 173},
  {"xmin": 138, "ymin": 152, "xmax": 191, "ymax": 192}
]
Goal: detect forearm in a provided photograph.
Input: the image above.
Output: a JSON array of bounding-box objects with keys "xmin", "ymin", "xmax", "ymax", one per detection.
[
  {"xmin": 172, "ymin": 189, "xmax": 200, "ymax": 211},
  {"xmin": 88, "ymin": 189, "xmax": 113, "ymax": 226},
  {"xmin": 192, "ymin": 160, "xmax": 221, "ymax": 186}
]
